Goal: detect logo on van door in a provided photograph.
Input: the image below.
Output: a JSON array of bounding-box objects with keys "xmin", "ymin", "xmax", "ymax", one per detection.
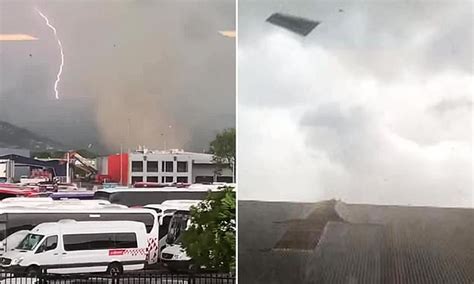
[
  {"xmin": 109, "ymin": 249, "xmax": 126, "ymax": 256},
  {"xmin": 109, "ymin": 248, "xmax": 147, "ymax": 256}
]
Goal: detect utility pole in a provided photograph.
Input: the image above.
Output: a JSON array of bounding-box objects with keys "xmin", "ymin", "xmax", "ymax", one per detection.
[
  {"xmin": 66, "ymin": 152, "xmax": 70, "ymax": 183},
  {"xmin": 127, "ymin": 117, "xmax": 131, "ymax": 153},
  {"xmin": 167, "ymin": 125, "xmax": 172, "ymax": 150},
  {"xmin": 120, "ymin": 144, "xmax": 123, "ymax": 185},
  {"xmin": 161, "ymin": 133, "xmax": 165, "ymax": 150},
  {"xmin": 232, "ymin": 160, "xmax": 235, "ymax": 183},
  {"xmin": 162, "ymin": 125, "xmax": 172, "ymax": 151}
]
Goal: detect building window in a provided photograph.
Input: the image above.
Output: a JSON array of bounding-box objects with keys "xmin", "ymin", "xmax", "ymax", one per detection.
[
  {"xmin": 216, "ymin": 176, "xmax": 233, "ymax": 183},
  {"xmin": 147, "ymin": 176, "xmax": 158, "ymax": 183},
  {"xmin": 131, "ymin": 161, "xmax": 143, "ymax": 172},
  {"xmin": 131, "ymin": 176, "xmax": 143, "ymax": 184},
  {"xmin": 177, "ymin": 176, "xmax": 188, "ymax": 183},
  {"xmin": 165, "ymin": 176, "xmax": 173, "ymax": 183},
  {"xmin": 177, "ymin": 161, "xmax": 188, "ymax": 172},
  {"xmin": 195, "ymin": 176, "xmax": 214, "ymax": 183},
  {"xmin": 162, "ymin": 161, "xmax": 173, "ymax": 172},
  {"xmin": 147, "ymin": 161, "xmax": 158, "ymax": 172},
  {"xmin": 63, "ymin": 233, "xmax": 137, "ymax": 251}
]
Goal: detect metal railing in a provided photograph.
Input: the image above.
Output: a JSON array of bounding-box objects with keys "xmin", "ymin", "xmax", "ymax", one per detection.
[{"xmin": 0, "ymin": 272, "xmax": 235, "ymax": 284}]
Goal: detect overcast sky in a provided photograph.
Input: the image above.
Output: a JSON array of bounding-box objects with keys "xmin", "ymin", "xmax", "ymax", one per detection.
[
  {"xmin": 238, "ymin": 0, "xmax": 473, "ymax": 207},
  {"xmin": 0, "ymin": 0, "xmax": 235, "ymax": 153}
]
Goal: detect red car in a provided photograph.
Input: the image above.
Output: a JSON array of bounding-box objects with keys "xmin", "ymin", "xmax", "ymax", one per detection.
[{"xmin": 0, "ymin": 183, "xmax": 39, "ymax": 200}]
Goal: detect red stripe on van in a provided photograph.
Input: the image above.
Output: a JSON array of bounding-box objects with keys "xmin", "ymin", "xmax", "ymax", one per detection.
[{"xmin": 109, "ymin": 249, "xmax": 126, "ymax": 256}]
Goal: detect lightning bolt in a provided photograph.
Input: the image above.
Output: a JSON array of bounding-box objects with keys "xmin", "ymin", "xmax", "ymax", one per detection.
[{"xmin": 36, "ymin": 8, "xmax": 64, "ymax": 100}]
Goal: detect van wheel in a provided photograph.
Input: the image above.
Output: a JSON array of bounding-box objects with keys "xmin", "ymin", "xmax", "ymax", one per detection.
[
  {"xmin": 107, "ymin": 262, "xmax": 123, "ymax": 276},
  {"xmin": 167, "ymin": 266, "xmax": 178, "ymax": 273},
  {"xmin": 188, "ymin": 263, "xmax": 198, "ymax": 274},
  {"xmin": 26, "ymin": 265, "xmax": 41, "ymax": 277}
]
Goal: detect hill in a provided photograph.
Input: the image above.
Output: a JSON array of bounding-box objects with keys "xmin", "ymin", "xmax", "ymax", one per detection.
[{"xmin": 0, "ymin": 120, "xmax": 64, "ymax": 151}]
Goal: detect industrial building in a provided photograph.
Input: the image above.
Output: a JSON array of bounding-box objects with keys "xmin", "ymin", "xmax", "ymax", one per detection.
[
  {"xmin": 97, "ymin": 148, "xmax": 233, "ymax": 185},
  {"xmin": 0, "ymin": 148, "xmax": 31, "ymax": 181},
  {"xmin": 0, "ymin": 148, "xmax": 69, "ymax": 182}
]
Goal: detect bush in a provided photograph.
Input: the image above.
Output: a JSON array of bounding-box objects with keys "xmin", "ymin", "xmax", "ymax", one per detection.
[{"xmin": 181, "ymin": 187, "xmax": 236, "ymax": 272}]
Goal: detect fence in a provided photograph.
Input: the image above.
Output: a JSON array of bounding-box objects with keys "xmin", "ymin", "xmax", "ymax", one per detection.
[{"xmin": 0, "ymin": 272, "xmax": 235, "ymax": 284}]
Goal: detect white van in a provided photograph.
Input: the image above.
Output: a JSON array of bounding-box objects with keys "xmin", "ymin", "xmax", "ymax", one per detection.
[
  {"xmin": 145, "ymin": 200, "xmax": 202, "ymax": 254},
  {"xmin": 0, "ymin": 198, "xmax": 115, "ymax": 209},
  {"xmin": 0, "ymin": 220, "xmax": 147, "ymax": 276},
  {"xmin": 160, "ymin": 201, "xmax": 203, "ymax": 272},
  {"xmin": 0, "ymin": 230, "xmax": 29, "ymax": 256},
  {"xmin": 160, "ymin": 210, "xmax": 194, "ymax": 271},
  {"xmin": 0, "ymin": 206, "xmax": 160, "ymax": 265}
]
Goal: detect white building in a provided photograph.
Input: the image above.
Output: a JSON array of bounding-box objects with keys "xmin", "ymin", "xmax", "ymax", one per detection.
[{"xmin": 128, "ymin": 148, "xmax": 233, "ymax": 184}]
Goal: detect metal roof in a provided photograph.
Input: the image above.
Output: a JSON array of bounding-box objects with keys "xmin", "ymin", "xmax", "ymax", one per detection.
[{"xmin": 239, "ymin": 200, "xmax": 474, "ymax": 283}]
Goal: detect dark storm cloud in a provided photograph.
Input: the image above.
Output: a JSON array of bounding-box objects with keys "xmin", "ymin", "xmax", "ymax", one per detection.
[{"xmin": 0, "ymin": 0, "xmax": 235, "ymax": 153}]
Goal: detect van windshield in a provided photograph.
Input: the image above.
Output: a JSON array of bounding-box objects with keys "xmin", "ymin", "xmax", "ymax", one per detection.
[
  {"xmin": 0, "ymin": 222, "xmax": 6, "ymax": 242},
  {"xmin": 166, "ymin": 213, "xmax": 190, "ymax": 245},
  {"xmin": 16, "ymin": 233, "xmax": 44, "ymax": 251}
]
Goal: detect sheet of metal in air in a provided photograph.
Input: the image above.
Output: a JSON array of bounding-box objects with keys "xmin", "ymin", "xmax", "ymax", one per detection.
[
  {"xmin": 219, "ymin": 31, "xmax": 236, "ymax": 38},
  {"xmin": 266, "ymin": 13, "xmax": 320, "ymax": 36}
]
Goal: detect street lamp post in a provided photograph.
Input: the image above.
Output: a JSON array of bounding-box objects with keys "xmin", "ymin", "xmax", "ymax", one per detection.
[{"xmin": 66, "ymin": 152, "xmax": 70, "ymax": 184}]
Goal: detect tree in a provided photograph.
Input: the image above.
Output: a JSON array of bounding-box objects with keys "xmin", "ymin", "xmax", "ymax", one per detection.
[
  {"xmin": 181, "ymin": 187, "xmax": 236, "ymax": 273},
  {"xmin": 209, "ymin": 128, "xmax": 236, "ymax": 180}
]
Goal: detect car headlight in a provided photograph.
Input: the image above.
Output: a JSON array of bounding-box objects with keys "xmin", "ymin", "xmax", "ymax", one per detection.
[
  {"xmin": 172, "ymin": 254, "xmax": 181, "ymax": 260},
  {"xmin": 11, "ymin": 257, "xmax": 23, "ymax": 265},
  {"xmin": 172, "ymin": 253, "xmax": 191, "ymax": 261}
]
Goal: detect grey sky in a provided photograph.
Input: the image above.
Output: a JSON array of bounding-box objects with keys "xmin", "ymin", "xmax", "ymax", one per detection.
[
  {"xmin": 0, "ymin": 0, "xmax": 235, "ymax": 153},
  {"xmin": 238, "ymin": 0, "xmax": 472, "ymax": 207}
]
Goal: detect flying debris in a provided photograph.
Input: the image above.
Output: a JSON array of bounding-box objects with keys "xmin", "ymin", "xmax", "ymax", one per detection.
[
  {"xmin": 266, "ymin": 13, "xmax": 320, "ymax": 36},
  {"xmin": 0, "ymin": 34, "xmax": 38, "ymax": 41},
  {"xmin": 339, "ymin": 9, "xmax": 344, "ymax": 12},
  {"xmin": 219, "ymin": 31, "xmax": 236, "ymax": 38}
]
